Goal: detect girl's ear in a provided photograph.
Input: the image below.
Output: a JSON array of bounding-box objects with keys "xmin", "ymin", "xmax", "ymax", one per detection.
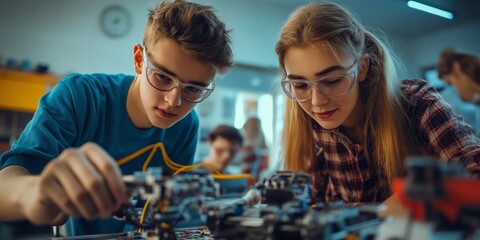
[
  {"xmin": 133, "ymin": 44, "xmax": 144, "ymax": 74},
  {"xmin": 357, "ymin": 55, "xmax": 370, "ymax": 82}
]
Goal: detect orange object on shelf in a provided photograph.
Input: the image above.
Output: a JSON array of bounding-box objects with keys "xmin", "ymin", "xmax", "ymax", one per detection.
[
  {"xmin": 0, "ymin": 143, "xmax": 10, "ymax": 152},
  {"xmin": 0, "ymin": 68, "xmax": 60, "ymax": 112}
]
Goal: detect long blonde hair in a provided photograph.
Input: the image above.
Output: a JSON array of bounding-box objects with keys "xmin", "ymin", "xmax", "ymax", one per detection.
[{"xmin": 276, "ymin": 2, "xmax": 414, "ymax": 184}]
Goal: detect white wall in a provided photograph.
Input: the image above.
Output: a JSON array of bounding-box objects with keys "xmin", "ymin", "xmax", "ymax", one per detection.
[
  {"xmin": 0, "ymin": 0, "xmax": 292, "ymax": 76},
  {"xmin": 383, "ymin": 33, "xmax": 418, "ymax": 80},
  {"xmin": 2, "ymin": 0, "xmax": 478, "ymax": 79},
  {"xmin": 192, "ymin": 0, "xmax": 293, "ymax": 68},
  {"xmin": 0, "ymin": 0, "xmax": 149, "ymax": 75},
  {"xmin": 410, "ymin": 19, "xmax": 480, "ymax": 76}
]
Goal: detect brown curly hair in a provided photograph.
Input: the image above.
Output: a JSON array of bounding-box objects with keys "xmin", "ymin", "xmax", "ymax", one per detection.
[
  {"xmin": 144, "ymin": 0, "xmax": 233, "ymax": 74},
  {"xmin": 438, "ymin": 48, "xmax": 480, "ymax": 84}
]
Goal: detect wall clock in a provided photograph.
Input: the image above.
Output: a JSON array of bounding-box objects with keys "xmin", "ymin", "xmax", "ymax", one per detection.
[{"xmin": 100, "ymin": 5, "xmax": 132, "ymax": 38}]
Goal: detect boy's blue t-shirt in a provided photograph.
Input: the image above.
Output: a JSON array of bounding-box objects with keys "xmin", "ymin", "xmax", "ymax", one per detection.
[{"xmin": 0, "ymin": 73, "xmax": 199, "ymax": 235}]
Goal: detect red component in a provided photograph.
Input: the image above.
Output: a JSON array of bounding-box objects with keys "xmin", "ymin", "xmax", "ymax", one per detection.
[{"xmin": 392, "ymin": 178, "xmax": 480, "ymax": 223}]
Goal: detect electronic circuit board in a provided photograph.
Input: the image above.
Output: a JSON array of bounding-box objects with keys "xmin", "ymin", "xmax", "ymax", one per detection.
[{"xmin": 50, "ymin": 226, "xmax": 213, "ymax": 240}]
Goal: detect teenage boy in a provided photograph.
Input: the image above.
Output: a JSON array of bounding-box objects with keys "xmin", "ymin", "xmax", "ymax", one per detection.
[{"xmin": 0, "ymin": 0, "xmax": 232, "ymax": 235}]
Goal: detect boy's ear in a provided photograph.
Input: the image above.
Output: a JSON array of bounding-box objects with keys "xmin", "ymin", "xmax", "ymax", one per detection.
[
  {"xmin": 452, "ymin": 61, "xmax": 463, "ymax": 75},
  {"xmin": 357, "ymin": 55, "xmax": 370, "ymax": 82},
  {"xmin": 133, "ymin": 44, "xmax": 144, "ymax": 74}
]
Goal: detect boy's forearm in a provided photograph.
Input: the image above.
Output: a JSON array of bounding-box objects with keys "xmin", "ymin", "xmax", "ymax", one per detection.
[{"xmin": 0, "ymin": 166, "xmax": 34, "ymax": 221}]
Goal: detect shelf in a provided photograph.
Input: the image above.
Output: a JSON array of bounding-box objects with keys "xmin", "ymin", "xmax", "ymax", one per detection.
[
  {"xmin": 0, "ymin": 142, "xmax": 10, "ymax": 152},
  {"xmin": 0, "ymin": 68, "xmax": 60, "ymax": 112}
]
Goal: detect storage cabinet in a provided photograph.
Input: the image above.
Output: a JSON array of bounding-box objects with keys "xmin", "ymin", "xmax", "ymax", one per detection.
[
  {"xmin": 0, "ymin": 68, "xmax": 60, "ymax": 112},
  {"xmin": 0, "ymin": 68, "xmax": 60, "ymax": 152}
]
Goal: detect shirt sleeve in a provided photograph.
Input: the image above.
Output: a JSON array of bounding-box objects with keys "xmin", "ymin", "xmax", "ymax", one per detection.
[
  {"xmin": 415, "ymin": 83, "xmax": 480, "ymax": 176},
  {"xmin": 0, "ymin": 78, "xmax": 79, "ymax": 174}
]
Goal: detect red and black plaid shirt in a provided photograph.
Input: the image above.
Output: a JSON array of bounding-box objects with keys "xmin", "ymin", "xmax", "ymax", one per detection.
[{"xmin": 309, "ymin": 79, "xmax": 480, "ymax": 203}]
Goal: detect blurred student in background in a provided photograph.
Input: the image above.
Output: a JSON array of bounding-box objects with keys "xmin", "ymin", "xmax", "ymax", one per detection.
[
  {"xmin": 438, "ymin": 48, "xmax": 480, "ymax": 105},
  {"xmin": 236, "ymin": 117, "xmax": 269, "ymax": 181},
  {"xmin": 203, "ymin": 125, "xmax": 243, "ymax": 173},
  {"xmin": 438, "ymin": 48, "xmax": 480, "ymax": 136}
]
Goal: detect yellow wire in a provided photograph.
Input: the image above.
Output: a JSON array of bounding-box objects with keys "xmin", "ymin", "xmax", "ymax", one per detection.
[
  {"xmin": 117, "ymin": 143, "xmax": 156, "ymax": 166},
  {"xmin": 172, "ymin": 163, "xmax": 203, "ymax": 176},
  {"xmin": 139, "ymin": 198, "xmax": 150, "ymax": 229},
  {"xmin": 209, "ymin": 174, "xmax": 254, "ymax": 180},
  {"xmin": 158, "ymin": 142, "xmax": 184, "ymax": 169},
  {"xmin": 117, "ymin": 142, "xmax": 255, "ymax": 181},
  {"xmin": 117, "ymin": 142, "xmax": 182, "ymax": 170},
  {"xmin": 142, "ymin": 145, "xmax": 158, "ymax": 172},
  {"xmin": 200, "ymin": 162, "xmax": 223, "ymax": 175},
  {"xmin": 172, "ymin": 162, "xmax": 222, "ymax": 176}
]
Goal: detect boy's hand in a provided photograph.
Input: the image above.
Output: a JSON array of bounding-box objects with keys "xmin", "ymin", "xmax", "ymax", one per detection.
[{"xmin": 21, "ymin": 142, "xmax": 129, "ymax": 225}]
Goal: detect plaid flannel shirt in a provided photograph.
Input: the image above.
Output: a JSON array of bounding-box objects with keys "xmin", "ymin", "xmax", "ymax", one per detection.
[{"xmin": 309, "ymin": 79, "xmax": 480, "ymax": 203}]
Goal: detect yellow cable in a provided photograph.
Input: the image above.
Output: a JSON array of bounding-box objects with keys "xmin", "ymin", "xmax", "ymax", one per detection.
[
  {"xmin": 209, "ymin": 173, "xmax": 254, "ymax": 180},
  {"xmin": 117, "ymin": 142, "xmax": 182, "ymax": 170},
  {"xmin": 142, "ymin": 144, "xmax": 158, "ymax": 172},
  {"xmin": 139, "ymin": 198, "xmax": 150, "ymax": 227},
  {"xmin": 172, "ymin": 162, "xmax": 222, "ymax": 176},
  {"xmin": 158, "ymin": 142, "xmax": 183, "ymax": 169},
  {"xmin": 117, "ymin": 142, "xmax": 254, "ymax": 182},
  {"xmin": 172, "ymin": 163, "xmax": 203, "ymax": 176},
  {"xmin": 117, "ymin": 143, "xmax": 156, "ymax": 166},
  {"xmin": 202, "ymin": 162, "xmax": 223, "ymax": 175}
]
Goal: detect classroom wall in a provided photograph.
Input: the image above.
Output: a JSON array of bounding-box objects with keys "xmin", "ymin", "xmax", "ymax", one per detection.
[
  {"xmin": 410, "ymin": 18, "xmax": 480, "ymax": 76},
  {"xmin": 0, "ymin": 0, "xmax": 292, "ymax": 77},
  {"xmin": 1, "ymin": 0, "xmax": 479, "ymax": 80}
]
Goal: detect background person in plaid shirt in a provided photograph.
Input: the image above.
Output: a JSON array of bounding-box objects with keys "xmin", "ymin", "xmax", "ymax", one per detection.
[
  {"xmin": 275, "ymin": 2, "xmax": 480, "ymax": 204},
  {"xmin": 236, "ymin": 117, "xmax": 269, "ymax": 181}
]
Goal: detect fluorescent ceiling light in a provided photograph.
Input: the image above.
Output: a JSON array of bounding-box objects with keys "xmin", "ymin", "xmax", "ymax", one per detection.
[{"xmin": 407, "ymin": 1, "xmax": 454, "ymax": 20}]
